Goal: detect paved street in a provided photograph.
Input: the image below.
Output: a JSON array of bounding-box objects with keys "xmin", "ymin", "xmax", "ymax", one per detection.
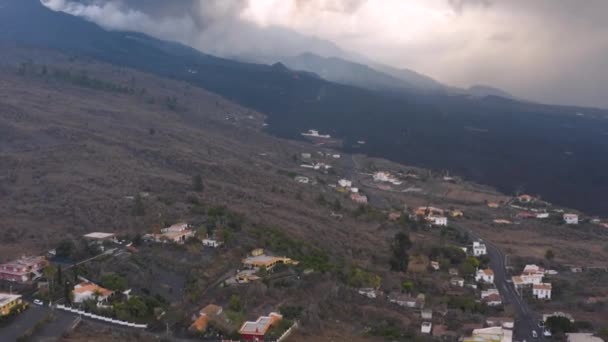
[{"xmin": 452, "ymin": 223, "xmax": 545, "ymax": 342}]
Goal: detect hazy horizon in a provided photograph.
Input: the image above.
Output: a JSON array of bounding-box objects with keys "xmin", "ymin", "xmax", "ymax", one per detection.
[{"xmin": 42, "ymin": 0, "xmax": 608, "ymax": 109}]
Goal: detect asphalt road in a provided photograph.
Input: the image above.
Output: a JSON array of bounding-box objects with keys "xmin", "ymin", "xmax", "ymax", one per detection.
[{"xmin": 452, "ymin": 223, "xmax": 545, "ymax": 342}]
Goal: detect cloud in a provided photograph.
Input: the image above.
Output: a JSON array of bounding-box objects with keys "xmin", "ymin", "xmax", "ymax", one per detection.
[{"xmin": 41, "ymin": 0, "xmax": 608, "ymax": 108}]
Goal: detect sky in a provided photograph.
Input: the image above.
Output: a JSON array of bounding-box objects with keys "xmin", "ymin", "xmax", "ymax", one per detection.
[{"xmin": 41, "ymin": 0, "xmax": 608, "ymax": 108}]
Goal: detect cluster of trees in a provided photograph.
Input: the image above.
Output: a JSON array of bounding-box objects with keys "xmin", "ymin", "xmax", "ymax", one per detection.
[{"xmin": 389, "ymin": 232, "xmax": 412, "ymax": 272}]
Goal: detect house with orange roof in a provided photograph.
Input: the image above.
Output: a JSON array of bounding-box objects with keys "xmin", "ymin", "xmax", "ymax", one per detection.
[
  {"xmin": 239, "ymin": 312, "xmax": 283, "ymax": 341},
  {"xmin": 189, "ymin": 304, "xmax": 224, "ymax": 333},
  {"xmin": 73, "ymin": 282, "xmax": 113, "ymax": 303},
  {"xmin": 475, "ymin": 268, "xmax": 495, "ymax": 284}
]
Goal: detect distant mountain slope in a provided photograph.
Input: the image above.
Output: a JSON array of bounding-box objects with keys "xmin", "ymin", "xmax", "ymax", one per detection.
[
  {"xmin": 274, "ymin": 53, "xmax": 445, "ymax": 94},
  {"xmin": 467, "ymin": 84, "xmax": 514, "ymax": 99},
  {"xmin": 3, "ymin": 0, "xmax": 608, "ymax": 215}
]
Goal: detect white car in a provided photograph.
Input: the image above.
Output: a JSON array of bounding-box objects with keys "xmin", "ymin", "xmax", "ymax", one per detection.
[
  {"xmin": 544, "ymin": 329, "xmax": 552, "ymax": 337},
  {"xmin": 532, "ymin": 330, "xmax": 538, "ymax": 338},
  {"xmin": 33, "ymin": 299, "xmax": 43, "ymax": 306}
]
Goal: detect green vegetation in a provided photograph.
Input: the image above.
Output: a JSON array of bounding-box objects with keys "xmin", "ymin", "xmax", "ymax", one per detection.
[
  {"xmin": 100, "ymin": 273, "xmax": 128, "ymax": 292},
  {"xmin": 448, "ymin": 295, "xmax": 486, "ymax": 314},
  {"xmin": 279, "ymin": 305, "xmax": 303, "ymax": 320},
  {"xmin": 252, "ymin": 227, "xmax": 335, "ymax": 272},
  {"xmin": 266, "ymin": 319, "xmax": 294, "ymax": 340},
  {"xmin": 389, "ymin": 232, "xmax": 412, "ymax": 272},
  {"xmin": 545, "ymin": 249, "xmax": 555, "ymax": 260},
  {"xmin": 343, "ymin": 267, "xmax": 382, "ymax": 288}
]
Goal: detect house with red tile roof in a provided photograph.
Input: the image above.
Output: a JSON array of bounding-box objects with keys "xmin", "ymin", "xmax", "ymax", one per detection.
[{"xmin": 239, "ymin": 312, "xmax": 283, "ymax": 341}]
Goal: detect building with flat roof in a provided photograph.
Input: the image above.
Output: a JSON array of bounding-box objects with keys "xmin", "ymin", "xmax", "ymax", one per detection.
[
  {"xmin": 242, "ymin": 254, "xmax": 298, "ymax": 271},
  {"xmin": 83, "ymin": 232, "xmax": 116, "ymax": 241},
  {"xmin": 0, "ymin": 293, "xmax": 22, "ymax": 316},
  {"xmin": 0, "ymin": 256, "xmax": 48, "ymax": 283},
  {"xmin": 239, "ymin": 312, "xmax": 282, "ymax": 341}
]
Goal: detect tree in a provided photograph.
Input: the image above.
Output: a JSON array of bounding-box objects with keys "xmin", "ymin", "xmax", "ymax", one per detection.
[
  {"xmin": 64, "ymin": 281, "xmax": 72, "ymax": 305},
  {"xmin": 56, "ymin": 265, "xmax": 62, "ymax": 285},
  {"xmin": 56, "ymin": 239, "xmax": 75, "ymax": 258},
  {"xmin": 132, "ymin": 193, "xmax": 145, "ymax": 216},
  {"xmin": 43, "ymin": 264, "xmax": 57, "ymax": 302},
  {"xmin": 389, "ymin": 232, "xmax": 412, "ymax": 272},
  {"xmin": 545, "ymin": 249, "xmax": 555, "ymax": 261},
  {"xmin": 401, "ymin": 281, "xmax": 414, "ymax": 293},
  {"xmin": 192, "ymin": 174, "xmax": 204, "ymax": 192},
  {"xmin": 228, "ymin": 295, "xmax": 242, "ymax": 312},
  {"xmin": 546, "ymin": 316, "xmax": 576, "ymax": 335}
]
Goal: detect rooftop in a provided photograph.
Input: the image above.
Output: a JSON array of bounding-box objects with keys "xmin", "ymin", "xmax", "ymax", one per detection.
[
  {"xmin": 533, "ymin": 283, "xmax": 552, "ymax": 290},
  {"xmin": 73, "ymin": 282, "xmax": 113, "ymax": 297},
  {"xmin": 239, "ymin": 312, "xmax": 282, "ymax": 336},
  {"xmin": 83, "ymin": 232, "xmax": 115, "ymax": 239},
  {"xmin": 0, "ymin": 293, "xmax": 21, "ymax": 307}
]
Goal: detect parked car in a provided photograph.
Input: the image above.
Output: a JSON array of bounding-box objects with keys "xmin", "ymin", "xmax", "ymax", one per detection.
[
  {"xmin": 532, "ymin": 330, "xmax": 538, "ymax": 338},
  {"xmin": 33, "ymin": 299, "xmax": 43, "ymax": 306}
]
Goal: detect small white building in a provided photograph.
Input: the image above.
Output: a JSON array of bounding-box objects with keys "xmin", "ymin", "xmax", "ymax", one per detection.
[
  {"xmin": 533, "ymin": 283, "xmax": 552, "ymax": 300},
  {"xmin": 421, "ymin": 322, "xmax": 432, "ymax": 334},
  {"xmin": 536, "ymin": 212, "xmax": 550, "ymax": 219},
  {"xmin": 450, "ymin": 277, "xmax": 465, "ymax": 287},
  {"xmin": 429, "ymin": 216, "xmax": 448, "ymax": 227},
  {"xmin": 301, "ymin": 153, "xmax": 311, "ymax": 159},
  {"xmin": 472, "ymin": 241, "xmax": 487, "ymax": 256},
  {"xmin": 358, "ymin": 288, "xmax": 379, "ymax": 299},
  {"xmin": 294, "ymin": 176, "xmax": 309, "ymax": 184},
  {"xmin": 202, "ymin": 239, "xmax": 223, "ymax": 248},
  {"xmin": 564, "ymin": 213, "xmax": 579, "ymax": 225},
  {"xmin": 338, "ymin": 179, "xmax": 352, "ymax": 188},
  {"xmin": 475, "ymin": 268, "xmax": 495, "ymax": 284}
]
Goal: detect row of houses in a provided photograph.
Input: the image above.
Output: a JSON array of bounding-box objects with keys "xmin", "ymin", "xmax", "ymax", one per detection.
[{"xmin": 512, "ymin": 264, "xmax": 552, "ymax": 300}]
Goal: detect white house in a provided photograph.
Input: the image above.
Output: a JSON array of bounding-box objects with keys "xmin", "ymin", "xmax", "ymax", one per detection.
[
  {"xmin": 161, "ymin": 223, "xmax": 190, "ymax": 233},
  {"xmin": 338, "ymin": 179, "xmax": 352, "ymax": 188},
  {"xmin": 294, "ymin": 176, "xmax": 309, "ymax": 184},
  {"xmin": 429, "ymin": 216, "xmax": 448, "ymax": 227},
  {"xmin": 421, "ymin": 322, "xmax": 432, "ymax": 334},
  {"xmin": 450, "ymin": 277, "xmax": 465, "ymax": 287},
  {"xmin": 202, "ymin": 239, "xmax": 223, "ymax": 248},
  {"xmin": 521, "ymin": 264, "xmax": 545, "ymax": 285},
  {"xmin": 563, "ymin": 213, "xmax": 579, "ymax": 225},
  {"xmin": 533, "ymin": 283, "xmax": 552, "ymax": 300},
  {"xmin": 358, "ymin": 288, "xmax": 379, "ymax": 299},
  {"xmin": 475, "ymin": 268, "xmax": 495, "ymax": 284},
  {"xmin": 73, "ymin": 282, "xmax": 113, "ymax": 303},
  {"xmin": 472, "ymin": 241, "xmax": 487, "ymax": 256}
]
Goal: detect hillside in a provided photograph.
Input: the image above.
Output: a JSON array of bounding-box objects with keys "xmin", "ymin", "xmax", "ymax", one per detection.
[
  {"xmin": 1, "ymin": 48, "xmax": 607, "ymax": 340},
  {"xmin": 2, "ymin": 0, "xmax": 608, "ymax": 216}
]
